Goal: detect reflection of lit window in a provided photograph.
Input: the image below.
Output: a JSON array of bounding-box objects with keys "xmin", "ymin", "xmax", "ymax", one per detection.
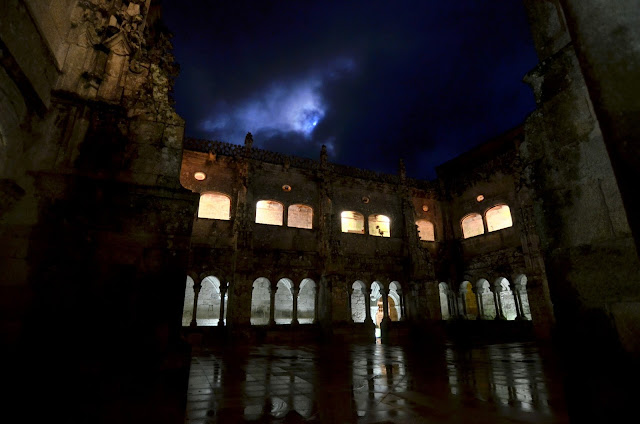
[
  {"xmin": 256, "ymin": 200, "xmax": 283, "ymax": 225},
  {"xmin": 416, "ymin": 219, "xmax": 435, "ymax": 241},
  {"xmin": 461, "ymin": 213, "xmax": 484, "ymax": 239},
  {"xmin": 341, "ymin": 211, "xmax": 364, "ymax": 234},
  {"xmin": 486, "ymin": 204, "xmax": 513, "ymax": 232},
  {"xmin": 288, "ymin": 204, "xmax": 313, "ymax": 229},
  {"xmin": 368, "ymin": 214, "xmax": 390, "ymax": 237},
  {"xmin": 198, "ymin": 192, "xmax": 231, "ymax": 220}
]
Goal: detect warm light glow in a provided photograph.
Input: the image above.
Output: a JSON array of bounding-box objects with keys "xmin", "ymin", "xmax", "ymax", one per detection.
[
  {"xmin": 341, "ymin": 211, "xmax": 365, "ymax": 234},
  {"xmin": 476, "ymin": 194, "xmax": 485, "ymax": 202},
  {"xmin": 369, "ymin": 214, "xmax": 391, "ymax": 237},
  {"xmin": 282, "ymin": 185, "xmax": 292, "ymax": 192},
  {"xmin": 486, "ymin": 204, "xmax": 513, "ymax": 232},
  {"xmin": 198, "ymin": 192, "xmax": 231, "ymax": 220},
  {"xmin": 416, "ymin": 219, "xmax": 435, "ymax": 241},
  {"xmin": 194, "ymin": 171, "xmax": 207, "ymax": 181},
  {"xmin": 461, "ymin": 213, "xmax": 484, "ymax": 239},
  {"xmin": 288, "ymin": 204, "xmax": 313, "ymax": 229},
  {"xmin": 256, "ymin": 200, "xmax": 284, "ymax": 225},
  {"xmin": 422, "ymin": 205, "xmax": 429, "ymax": 212}
]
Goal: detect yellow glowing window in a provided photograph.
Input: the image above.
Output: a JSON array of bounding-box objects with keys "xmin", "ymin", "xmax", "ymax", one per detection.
[
  {"xmin": 198, "ymin": 192, "xmax": 231, "ymax": 220},
  {"xmin": 416, "ymin": 219, "xmax": 435, "ymax": 241},
  {"xmin": 341, "ymin": 211, "xmax": 365, "ymax": 234},
  {"xmin": 256, "ymin": 200, "xmax": 284, "ymax": 226},
  {"xmin": 461, "ymin": 213, "xmax": 484, "ymax": 239},
  {"xmin": 288, "ymin": 204, "xmax": 313, "ymax": 229},
  {"xmin": 486, "ymin": 204, "xmax": 513, "ymax": 232},
  {"xmin": 368, "ymin": 214, "xmax": 391, "ymax": 237}
]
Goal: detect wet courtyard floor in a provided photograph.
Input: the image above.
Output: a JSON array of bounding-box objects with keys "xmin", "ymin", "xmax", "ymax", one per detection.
[{"xmin": 185, "ymin": 341, "xmax": 569, "ymax": 423}]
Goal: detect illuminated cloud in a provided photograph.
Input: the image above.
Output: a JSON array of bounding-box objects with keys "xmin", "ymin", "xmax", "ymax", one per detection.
[{"xmin": 200, "ymin": 58, "xmax": 355, "ymax": 146}]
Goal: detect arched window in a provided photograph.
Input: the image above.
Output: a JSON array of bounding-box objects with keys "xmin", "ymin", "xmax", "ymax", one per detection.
[
  {"xmin": 368, "ymin": 214, "xmax": 390, "ymax": 237},
  {"xmin": 288, "ymin": 204, "xmax": 313, "ymax": 229},
  {"xmin": 198, "ymin": 192, "xmax": 231, "ymax": 220},
  {"xmin": 416, "ymin": 219, "xmax": 435, "ymax": 241},
  {"xmin": 298, "ymin": 278, "xmax": 316, "ymax": 324},
  {"xmin": 274, "ymin": 278, "xmax": 293, "ymax": 324},
  {"xmin": 341, "ymin": 211, "xmax": 365, "ymax": 234},
  {"xmin": 250, "ymin": 277, "xmax": 271, "ymax": 325},
  {"xmin": 256, "ymin": 200, "xmax": 284, "ymax": 226},
  {"xmin": 485, "ymin": 204, "xmax": 513, "ymax": 232},
  {"xmin": 461, "ymin": 213, "xmax": 484, "ymax": 239}
]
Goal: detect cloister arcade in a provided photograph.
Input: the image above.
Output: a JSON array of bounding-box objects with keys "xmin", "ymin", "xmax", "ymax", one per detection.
[
  {"xmin": 182, "ymin": 275, "xmax": 229, "ymax": 327},
  {"xmin": 438, "ymin": 275, "xmax": 532, "ymax": 321},
  {"xmin": 183, "ymin": 276, "xmax": 407, "ymax": 331}
]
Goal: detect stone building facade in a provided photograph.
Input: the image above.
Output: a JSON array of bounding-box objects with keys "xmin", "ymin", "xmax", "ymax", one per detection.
[{"xmin": 179, "ymin": 127, "xmax": 553, "ymax": 342}]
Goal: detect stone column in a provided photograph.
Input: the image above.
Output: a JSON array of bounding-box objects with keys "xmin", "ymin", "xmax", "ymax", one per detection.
[
  {"xmin": 190, "ymin": 281, "xmax": 202, "ymax": 327},
  {"xmin": 459, "ymin": 288, "xmax": 468, "ymax": 319},
  {"xmin": 512, "ymin": 286, "xmax": 523, "ymax": 320},
  {"xmin": 364, "ymin": 287, "xmax": 373, "ymax": 325},
  {"xmin": 218, "ymin": 281, "xmax": 228, "ymax": 327},
  {"xmin": 269, "ymin": 284, "xmax": 276, "ymax": 326},
  {"xmin": 381, "ymin": 289, "xmax": 390, "ymax": 322},
  {"xmin": 447, "ymin": 289, "xmax": 457, "ymax": 319},
  {"xmin": 313, "ymin": 283, "xmax": 319, "ymax": 324},
  {"xmin": 292, "ymin": 286, "xmax": 299, "ymax": 325},
  {"xmin": 473, "ymin": 286, "xmax": 484, "ymax": 320},
  {"xmin": 397, "ymin": 289, "xmax": 406, "ymax": 321},
  {"xmin": 513, "ymin": 282, "xmax": 527, "ymax": 321},
  {"xmin": 492, "ymin": 283, "xmax": 506, "ymax": 320}
]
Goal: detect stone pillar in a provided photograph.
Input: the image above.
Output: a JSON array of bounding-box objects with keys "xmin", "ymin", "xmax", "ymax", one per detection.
[
  {"xmin": 190, "ymin": 281, "xmax": 202, "ymax": 327},
  {"xmin": 381, "ymin": 289, "xmax": 390, "ymax": 322},
  {"xmin": 473, "ymin": 287, "xmax": 484, "ymax": 320},
  {"xmin": 218, "ymin": 281, "xmax": 228, "ymax": 327},
  {"xmin": 269, "ymin": 284, "xmax": 276, "ymax": 326},
  {"xmin": 559, "ymin": 0, "xmax": 640, "ymax": 252},
  {"xmin": 313, "ymin": 283, "xmax": 319, "ymax": 324},
  {"xmin": 447, "ymin": 289, "xmax": 457, "ymax": 319},
  {"xmin": 459, "ymin": 288, "xmax": 468, "ymax": 319},
  {"xmin": 397, "ymin": 290, "xmax": 405, "ymax": 321},
  {"xmin": 513, "ymin": 281, "xmax": 528, "ymax": 321},
  {"xmin": 492, "ymin": 283, "xmax": 506, "ymax": 320},
  {"xmin": 364, "ymin": 287, "xmax": 373, "ymax": 325},
  {"xmin": 512, "ymin": 286, "xmax": 523, "ymax": 320},
  {"xmin": 292, "ymin": 286, "xmax": 299, "ymax": 325}
]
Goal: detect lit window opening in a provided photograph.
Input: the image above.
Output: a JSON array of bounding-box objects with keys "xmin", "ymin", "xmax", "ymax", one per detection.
[
  {"xmin": 256, "ymin": 200, "xmax": 284, "ymax": 226},
  {"xmin": 461, "ymin": 213, "xmax": 484, "ymax": 239},
  {"xmin": 198, "ymin": 192, "xmax": 231, "ymax": 220},
  {"xmin": 368, "ymin": 214, "xmax": 391, "ymax": 237},
  {"xmin": 288, "ymin": 204, "xmax": 313, "ymax": 229},
  {"xmin": 486, "ymin": 204, "xmax": 513, "ymax": 232},
  {"xmin": 341, "ymin": 211, "xmax": 365, "ymax": 234},
  {"xmin": 416, "ymin": 219, "xmax": 435, "ymax": 241}
]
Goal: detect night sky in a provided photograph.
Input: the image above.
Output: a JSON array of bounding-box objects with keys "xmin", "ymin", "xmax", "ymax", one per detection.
[{"xmin": 162, "ymin": 0, "xmax": 538, "ymax": 180}]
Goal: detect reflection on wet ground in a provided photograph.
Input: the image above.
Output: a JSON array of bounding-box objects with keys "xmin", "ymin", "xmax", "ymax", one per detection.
[{"xmin": 186, "ymin": 342, "xmax": 568, "ymax": 423}]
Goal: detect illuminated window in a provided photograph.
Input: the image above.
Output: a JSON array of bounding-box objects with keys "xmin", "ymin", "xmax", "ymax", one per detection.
[
  {"xmin": 198, "ymin": 192, "xmax": 231, "ymax": 220},
  {"xmin": 416, "ymin": 219, "xmax": 435, "ymax": 241},
  {"xmin": 461, "ymin": 213, "xmax": 484, "ymax": 239},
  {"xmin": 256, "ymin": 200, "xmax": 284, "ymax": 225},
  {"xmin": 341, "ymin": 211, "xmax": 365, "ymax": 234},
  {"xmin": 486, "ymin": 204, "xmax": 513, "ymax": 232},
  {"xmin": 288, "ymin": 204, "xmax": 313, "ymax": 229},
  {"xmin": 368, "ymin": 214, "xmax": 390, "ymax": 237}
]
